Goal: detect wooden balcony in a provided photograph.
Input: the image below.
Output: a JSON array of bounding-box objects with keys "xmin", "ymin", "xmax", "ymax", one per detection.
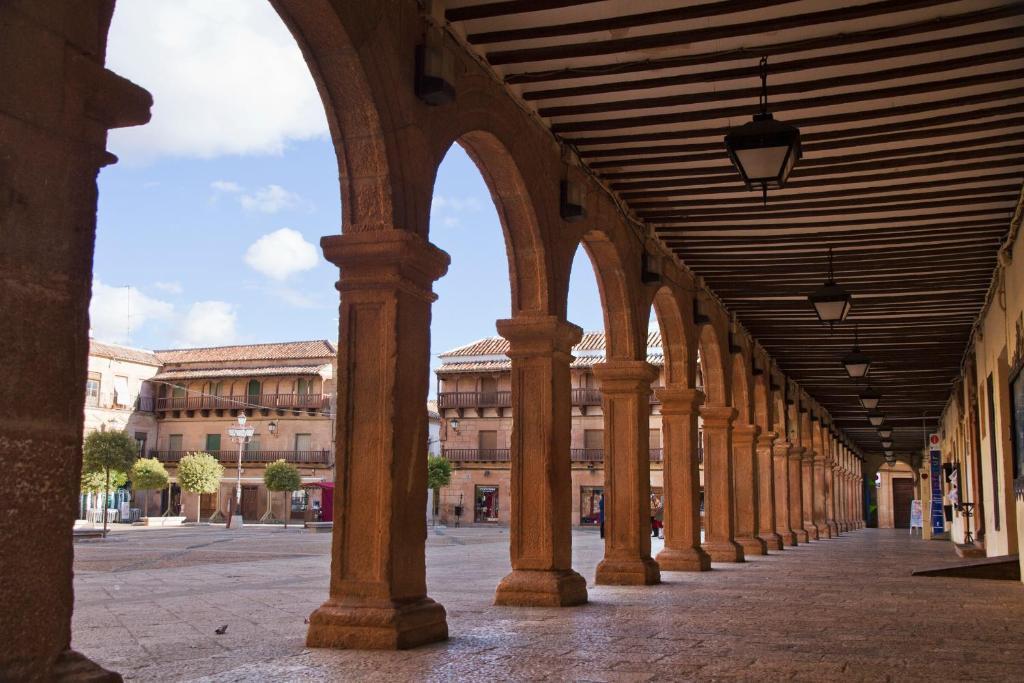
[
  {"xmin": 150, "ymin": 449, "xmax": 332, "ymax": 465},
  {"xmin": 155, "ymin": 393, "xmax": 329, "ymax": 412},
  {"xmin": 437, "ymin": 391, "xmax": 511, "ymax": 409}
]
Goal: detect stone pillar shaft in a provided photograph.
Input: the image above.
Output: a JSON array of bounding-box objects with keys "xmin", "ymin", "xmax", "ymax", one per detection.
[
  {"xmin": 789, "ymin": 447, "xmax": 809, "ymax": 543},
  {"xmin": 801, "ymin": 451, "xmax": 819, "ymax": 540},
  {"xmin": 594, "ymin": 361, "xmax": 661, "ymax": 585},
  {"xmin": 732, "ymin": 423, "xmax": 766, "ymax": 555},
  {"xmin": 757, "ymin": 433, "xmax": 784, "ymax": 550},
  {"xmin": 493, "ymin": 316, "xmax": 587, "ymax": 606},
  {"xmin": 306, "ymin": 230, "xmax": 449, "ymax": 650},
  {"xmin": 655, "ymin": 388, "xmax": 711, "ymax": 571},
  {"xmin": 813, "ymin": 454, "xmax": 830, "ymax": 539},
  {"xmin": 700, "ymin": 406, "xmax": 744, "ymax": 562},
  {"xmin": 773, "ymin": 441, "xmax": 798, "ymax": 546},
  {"xmin": 826, "ymin": 458, "xmax": 839, "ymax": 537}
]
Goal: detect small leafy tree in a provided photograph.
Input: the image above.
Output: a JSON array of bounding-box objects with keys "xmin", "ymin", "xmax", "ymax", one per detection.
[
  {"xmin": 263, "ymin": 459, "xmax": 302, "ymax": 528},
  {"xmin": 130, "ymin": 458, "xmax": 169, "ymax": 519},
  {"xmin": 82, "ymin": 430, "xmax": 139, "ymax": 532},
  {"xmin": 177, "ymin": 452, "xmax": 224, "ymax": 523},
  {"xmin": 427, "ymin": 455, "xmax": 452, "ymax": 517},
  {"xmin": 81, "ymin": 469, "xmax": 128, "ymax": 501}
]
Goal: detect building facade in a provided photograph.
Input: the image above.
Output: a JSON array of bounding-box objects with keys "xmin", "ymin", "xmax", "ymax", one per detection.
[{"xmin": 435, "ymin": 331, "xmax": 704, "ymax": 527}]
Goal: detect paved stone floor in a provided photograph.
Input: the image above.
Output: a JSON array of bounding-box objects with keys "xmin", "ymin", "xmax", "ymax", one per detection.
[{"xmin": 73, "ymin": 526, "xmax": 1024, "ymax": 681}]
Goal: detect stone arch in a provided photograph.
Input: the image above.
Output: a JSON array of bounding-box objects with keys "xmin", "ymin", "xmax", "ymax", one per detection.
[
  {"xmin": 429, "ymin": 130, "xmax": 551, "ymax": 316},
  {"xmin": 770, "ymin": 369, "xmax": 789, "ymax": 436},
  {"xmin": 730, "ymin": 340, "xmax": 754, "ymax": 426},
  {"xmin": 576, "ymin": 231, "xmax": 647, "ymax": 361},
  {"xmin": 698, "ymin": 319, "xmax": 731, "ymax": 407},
  {"xmin": 650, "ymin": 285, "xmax": 696, "ymax": 389},
  {"xmin": 753, "ymin": 351, "xmax": 773, "ymax": 434},
  {"xmin": 270, "ymin": 0, "xmax": 397, "ymax": 232}
]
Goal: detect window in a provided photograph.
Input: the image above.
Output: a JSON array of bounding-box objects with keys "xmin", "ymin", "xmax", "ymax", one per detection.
[
  {"xmin": 584, "ymin": 429, "xmax": 603, "ymax": 451},
  {"xmin": 134, "ymin": 431, "xmax": 147, "ymax": 456},
  {"xmin": 649, "ymin": 429, "xmax": 662, "ymax": 450},
  {"xmin": 168, "ymin": 434, "xmax": 183, "ymax": 452},
  {"xmin": 295, "ymin": 433, "xmax": 312, "ymax": 451},
  {"xmin": 478, "ymin": 430, "xmax": 498, "ymax": 453},
  {"xmin": 171, "ymin": 384, "xmax": 185, "ymax": 398},
  {"xmin": 247, "ymin": 379, "xmax": 261, "ymax": 398},
  {"xmin": 205, "ymin": 434, "xmax": 221, "ymax": 452},
  {"xmin": 85, "ymin": 372, "xmax": 101, "ymax": 407},
  {"xmin": 113, "ymin": 375, "xmax": 130, "ymax": 407},
  {"xmin": 297, "ymin": 377, "xmax": 313, "ymax": 395},
  {"xmin": 986, "ymin": 373, "xmax": 1000, "ymax": 531}
]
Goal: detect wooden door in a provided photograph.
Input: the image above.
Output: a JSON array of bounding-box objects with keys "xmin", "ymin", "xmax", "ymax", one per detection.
[
  {"xmin": 241, "ymin": 485, "xmax": 259, "ymax": 520},
  {"xmin": 892, "ymin": 478, "xmax": 915, "ymax": 528}
]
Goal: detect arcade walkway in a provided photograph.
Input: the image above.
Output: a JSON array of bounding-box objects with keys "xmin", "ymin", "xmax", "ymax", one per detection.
[{"xmin": 72, "ymin": 527, "xmax": 1023, "ymax": 681}]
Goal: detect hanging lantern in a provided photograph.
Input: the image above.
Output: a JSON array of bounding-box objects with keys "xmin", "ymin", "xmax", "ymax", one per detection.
[
  {"xmin": 858, "ymin": 386, "xmax": 881, "ymax": 410},
  {"xmin": 884, "ymin": 452, "xmax": 896, "ymax": 465},
  {"xmin": 808, "ymin": 247, "xmax": 852, "ymax": 324},
  {"xmin": 867, "ymin": 412, "xmax": 885, "ymax": 427},
  {"xmin": 878, "ymin": 427, "xmax": 893, "ymax": 439},
  {"xmin": 842, "ymin": 325, "xmax": 871, "ymax": 378},
  {"xmin": 724, "ymin": 56, "xmax": 802, "ymax": 206},
  {"xmin": 881, "ymin": 439, "xmax": 893, "ymax": 449}
]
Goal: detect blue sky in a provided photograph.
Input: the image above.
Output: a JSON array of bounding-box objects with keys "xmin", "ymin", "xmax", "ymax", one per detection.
[{"xmin": 93, "ymin": 0, "xmax": 606, "ymax": 377}]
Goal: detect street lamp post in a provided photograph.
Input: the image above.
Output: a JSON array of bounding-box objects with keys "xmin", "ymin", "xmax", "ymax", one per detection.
[{"xmin": 227, "ymin": 413, "xmax": 254, "ymax": 528}]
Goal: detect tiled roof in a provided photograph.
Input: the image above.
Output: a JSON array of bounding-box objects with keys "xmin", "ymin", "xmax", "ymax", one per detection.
[
  {"xmin": 151, "ymin": 365, "xmax": 328, "ymax": 381},
  {"xmin": 439, "ymin": 330, "xmax": 662, "ymax": 359},
  {"xmin": 156, "ymin": 340, "xmax": 336, "ymax": 364},
  {"xmin": 437, "ymin": 354, "xmax": 664, "ymax": 374},
  {"xmin": 89, "ymin": 340, "xmax": 162, "ymax": 366},
  {"xmin": 427, "ymin": 400, "xmax": 440, "ymax": 419}
]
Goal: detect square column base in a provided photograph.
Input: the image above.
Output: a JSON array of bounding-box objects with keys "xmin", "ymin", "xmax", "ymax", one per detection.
[
  {"xmin": 595, "ymin": 557, "xmax": 660, "ymax": 585},
  {"xmin": 655, "ymin": 546, "xmax": 712, "ymax": 572},
  {"xmin": 306, "ymin": 597, "xmax": 448, "ymax": 650},
  {"xmin": 804, "ymin": 525, "xmax": 819, "ymax": 541},
  {"xmin": 816, "ymin": 523, "xmax": 832, "ymax": 539},
  {"xmin": 736, "ymin": 536, "xmax": 768, "ymax": 556},
  {"xmin": 828, "ymin": 522, "xmax": 840, "ymax": 537},
  {"xmin": 494, "ymin": 569, "xmax": 588, "ymax": 607},
  {"xmin": 702, "ymin": 540, "xmax": 745, "ymax": 563},
  {"xmin": 36, "ymin": 650, "xmax": 122, "ymax": 683},
  {"xmin": 778, "ymin": 530, "xmax": 799, "ymax": 546},
  {"xmin": 759, "ymin": 533, "xmax": 785, "ymax": 551},
  {"xmin": 794, "ymin": 528, "xmax": 810, "ymax": 543}
]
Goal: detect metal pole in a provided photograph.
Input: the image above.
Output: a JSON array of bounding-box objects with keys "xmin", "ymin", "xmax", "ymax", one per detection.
[{"xmin": 236, "ymin": 438, "xmax": 243, "ymax": 508}]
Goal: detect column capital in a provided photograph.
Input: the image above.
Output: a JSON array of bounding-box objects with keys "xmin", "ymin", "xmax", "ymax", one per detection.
[
  {"xmin": 788, "ymin": 445, "xmax": 806, "ymax": 459},
  {"xmin": 772, "ymin": 440, "xmax": 792, "ymax": 457},
  {"xmin": 757, "ymin": 431, "xmax": 778, "ymax": 448},
  {"xmin": 593, "ymin": 360, "xmax": 658, "ymax": 394},
  {"xmin": 655, "ymin": 386, "xmax": 704, "ymax": 414},
  {"xmin": 322, "ymin": 229, "xmax": 450, "ymax": 299},
  {"xmin": 732, "ymin": 423, "xmax": 760, "ymax": 445},
  {"xmin": 802, "ymin": 448, "xmax": 817, "ymax": 462},
  {"xmin": 699, "ymin": 405, "xmax": 737, "ymax": 427},
  {"xmin": 496, "ymin": 316, "xmax": 582, "ymax": 358}
]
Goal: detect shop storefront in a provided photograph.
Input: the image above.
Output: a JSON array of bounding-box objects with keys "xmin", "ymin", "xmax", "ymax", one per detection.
[
  {"xmin": 474, "ymin": 485, "xmax": 499, "ymax": 523},
  {"xmin": 580, "ymin": 486, "xmax": 603, "ymax": 525}
]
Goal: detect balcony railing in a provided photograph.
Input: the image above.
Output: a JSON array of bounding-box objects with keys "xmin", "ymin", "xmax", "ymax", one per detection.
[
  {"xmin": 155, "ymin": 393, "xmax": 329, "ymax": 412},
  {"xmin": 571, "ymin": 448, "xmax": 604, "ymax": 462},
  {"xmin": 443, "ymin": 448, "xmax": 510, "ymax": 462},
  {"xmin": 650, "ymin": 448, "xmax": 663, "ymax": 462},
  {"xmin": 437, "ymin": 391, "xmax": 511, "ymax": 409},
  {"xmin": 571, "ymin": 388, "xmax": 602, "ymax": 406},
  {"xmin": 150, "ymin": 449, "xmax": 332, "ymax": 465}
]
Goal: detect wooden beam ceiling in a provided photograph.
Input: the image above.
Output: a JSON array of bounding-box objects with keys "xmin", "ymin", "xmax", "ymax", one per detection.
[{"xmin": 445, "ymin": 0, "xmax": 1024, "ymax": 457}]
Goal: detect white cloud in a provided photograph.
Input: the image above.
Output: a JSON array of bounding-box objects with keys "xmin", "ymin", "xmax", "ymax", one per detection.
[
  {"xmin": 89, "ymin": 281, "xmax": 174, "ymax": 343},
  {"xmin": 240, "ymin": 184, "xmax": 304, "ymax": 213},
  {"xmin": 271, "ymin": 287, "xmax": 322, "ymax": 309},
  {"xmin": 106, "ymin": 0, "xmax": 328, "ymax": 160},
  {"xmin": 431, "ymin": 195, "xmax": 483, "ymax": 213},
  {"xmin": 210, "ymin": 180, "xmax": 242, "ymax": 193},
  {"xmin": 244, "ymin": 228, "xmax": 319, "ymax": 280},
  {"xmin": 178, "ymin": 301, "xmax": 237, "ymax": 347},
  {"xmin": 154, "ymin": 281, "xmax": 183, "ymax": 294}
]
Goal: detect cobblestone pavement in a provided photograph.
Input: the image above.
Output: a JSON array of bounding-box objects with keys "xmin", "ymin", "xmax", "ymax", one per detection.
[{"xmin": 73, "ymin": 526, "xmax": 1024, "ymax": 681}]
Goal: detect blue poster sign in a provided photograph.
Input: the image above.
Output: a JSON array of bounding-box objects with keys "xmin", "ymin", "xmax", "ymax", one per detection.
[{"xmin": 929, "ymin": 434, "xmax": 944, "ymax": 535}]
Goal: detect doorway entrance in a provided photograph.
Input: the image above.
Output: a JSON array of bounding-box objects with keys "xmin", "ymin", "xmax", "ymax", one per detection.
[
  {"xmin": 241, "ymin": 485, "xmax": 259, "ymax": 520},
  {"xmin": 892, "ymin": 478, "xmax": 915, "ymax": 529},
  {"xmin": 474, "ymin": 485, "xmax": 499, "ymax": 523},
  {"xmin": 580, "ymin": 486, "xmax": 603, "ymax": 525}
]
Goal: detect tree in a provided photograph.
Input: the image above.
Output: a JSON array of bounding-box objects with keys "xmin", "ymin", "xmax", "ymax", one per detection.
[
  {"xmin": 263, "ymin": 459, "xmax": 302, "ymax": 528},
  {"xmin": 177, "ymin": 452, "xmax": 224, "ymax": 524},
  {"xmin": 427, "ymin": 455, "xmax": 452, "ymax": 518},
  {"xmin": 130, "ymin": 458, "xmax": 169, "ymax": 519},
  {"xmin": 82, "ymin": 430, "xmax": 139, "ymax": 532}
]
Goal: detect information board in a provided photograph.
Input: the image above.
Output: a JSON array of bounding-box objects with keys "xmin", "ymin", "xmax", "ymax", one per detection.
[{"xmin": 929, "ymin": 433, "xmax": 944, "ymax": 535}]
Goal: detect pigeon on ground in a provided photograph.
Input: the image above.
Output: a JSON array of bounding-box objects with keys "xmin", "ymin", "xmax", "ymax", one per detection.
[{"xmin": 214, "ymin": 625, "xmax": 228, "ymax": 635}]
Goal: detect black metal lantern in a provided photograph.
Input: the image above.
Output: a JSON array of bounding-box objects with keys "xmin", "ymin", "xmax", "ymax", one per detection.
[
  {"xmin": 842, "ymin": 325, "xmax": 871, "ymax": 378},
  {"xmin": 878, "ymin": 427, "xmax": 893, "ymax": 439},
  {"xmin": 724, "ymin": 57, "xmax": 802, "ymax": 206},
  {"xmin": 867, "ymin": 411, "xmax": 885, "ymax": 427},
  {"xmin": 858, "ymin": 386, "xmax": 881, "ymax": 410},
  {"xmin": 884, "ymin": 452, "xmax": 896, "ymax": 465},
  {"xmin": 808, "ymin": 247, "xmax": 852, "ymax": 324},
  {"xmin": 881, "ymin": 439, "xmax": 893, "ymax": 449}
]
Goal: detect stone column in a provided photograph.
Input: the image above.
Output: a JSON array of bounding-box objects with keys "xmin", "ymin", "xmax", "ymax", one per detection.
[
  {"xmin": 813, "ymin": 447, "xmax": 831, "ymax": 539},
  {"xmin": 826, "ymin": 451, "xmax": 839, "ymax": 537},
  {"xmin": 732, "ymin": 423, "xmax": 766, "ymax": 556},
  {"xmin": 654, "ymin": 387, "xmax": 711, "ymax": 571},
  {"xmin": 594, "ymin": 361, "xmax": 661, "ymax": 585},
  {"xmin": 773, "ymin": 440, "xmax": 798, "ymax": 546},
  {"xmin": 835, "ymin": 449, "xmax": 847, "ymax": 532},
  {"xmin": 789, "ymin": 446, "xmax": 810, "ymax": 543},
  {"xmin": 493, "ymin": 316, "xmax": 588, "ymax": 606},
  {"xmin": 700, "ymin": 406, "xmax": 745, "ymax": 562},
  {"xmin": 801, "ymin": 448, "xmax": 819, "ymax": 541},
  {"xmin": 757, "ymin": 432, "xmax": 784, "ymax": 550},
  {"xmin": 307, "ymin": 230, "xmax": 449, "ymax": 650},
  {"xmin": 857, "ymin": 474, "xmax": 865, "ymax": 528}
]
